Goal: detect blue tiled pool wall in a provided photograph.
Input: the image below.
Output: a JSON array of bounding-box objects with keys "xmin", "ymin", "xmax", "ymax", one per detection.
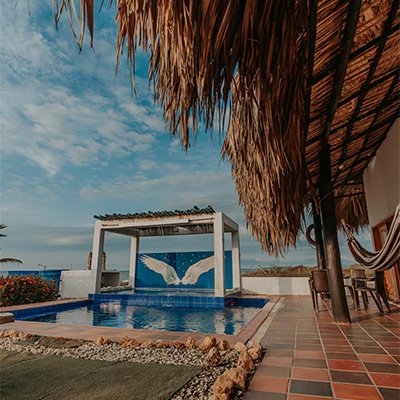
[
  {"xmin": 90, "ymin": 293, "xmax": 226, "ymax": 308},
  {"xmin": 136, "ymin": 251, "xmax": 233, "ymax": 290},
  {"xmin": 13, "ymin": 300, "xmax": 91, "ymax": 320},
  {"xmin": 7, "ymin": 270, "xmax": 65, "ymax": 293},
  {"xmin": 89, "ymin": 294, "xmax": 268, "ymax": 309}
]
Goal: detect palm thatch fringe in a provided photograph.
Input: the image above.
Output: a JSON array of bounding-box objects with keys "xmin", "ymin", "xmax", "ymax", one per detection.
[{"xmin": 53, "ymin": 0, "xmax": 398, "ymax": 255}]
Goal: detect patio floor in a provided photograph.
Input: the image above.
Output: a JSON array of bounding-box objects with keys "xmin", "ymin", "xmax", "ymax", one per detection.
[{"xmin": 245, "ymin": 295, "xmax": 400, "ymax": 400}]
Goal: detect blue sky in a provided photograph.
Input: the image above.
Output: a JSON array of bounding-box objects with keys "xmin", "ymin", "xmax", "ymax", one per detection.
[{"xmin": 0, "ymin": 2, "xmax": 372, "ymax": 272}]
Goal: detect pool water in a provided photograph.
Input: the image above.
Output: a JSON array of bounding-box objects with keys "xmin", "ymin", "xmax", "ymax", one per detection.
[{"xmin": 24, "ymin": 302, "xmax": 262, "ymax": 335}]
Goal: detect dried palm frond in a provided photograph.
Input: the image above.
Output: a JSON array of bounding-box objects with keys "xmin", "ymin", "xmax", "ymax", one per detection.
[
  {"xmin": 55, "ymin": 0, "xmax": 309, "ymax": 255},
  {"xmin": 335, "ymin": 183, "xmax": 369, "ymax": 231}
]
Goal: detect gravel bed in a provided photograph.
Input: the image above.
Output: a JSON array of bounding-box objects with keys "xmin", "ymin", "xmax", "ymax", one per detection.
[{"xmin": 0, "ymin": 336, "xmax": 258, "ymax": 399}]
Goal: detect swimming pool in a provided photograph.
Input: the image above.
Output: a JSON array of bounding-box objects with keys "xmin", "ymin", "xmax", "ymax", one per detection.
[{"xmin": 21, "ymin": 301, "xmax": 264, "ymax": 335}]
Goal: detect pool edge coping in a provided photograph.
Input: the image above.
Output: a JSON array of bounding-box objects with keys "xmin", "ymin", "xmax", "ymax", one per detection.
[{"xmin": 0, "ymin": 295, "xmax": 279, "ymax": 345}]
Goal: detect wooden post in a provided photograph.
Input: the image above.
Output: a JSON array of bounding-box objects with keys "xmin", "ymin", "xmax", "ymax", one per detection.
[
  {"xmin": 319, "ymin": 146, "xmax": 351, "ymax": 323},
  {"xmin": 311, "ymin": 200, "xmax": 326, "ymax": 270}
]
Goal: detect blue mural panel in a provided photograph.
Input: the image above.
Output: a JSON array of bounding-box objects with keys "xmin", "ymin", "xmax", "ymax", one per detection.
[{"xmin": 135, "ymin": 251, "xmax": 233, "ymax": 290}]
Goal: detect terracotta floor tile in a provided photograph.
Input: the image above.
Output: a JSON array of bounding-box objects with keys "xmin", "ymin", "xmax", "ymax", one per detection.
[
  {"xmin": 332, "ymin": 383, "xmax": 382, "ymax": 400},
  {"xmin": 294, "ymin": 350, "xmax": 325, "ymax": 359},
  {"xmin": 378, "ymin": 387, "xmax": 400, "ymax": 400},
  {"xmin": 325, "ymin": 352, "xmax": 359, "ymax": 360},
  {"xmin": 255, "ymin": 366, "xmax": 291, "ymax": 377},
  {"xmin": 357, "ymin": 353, "xmax": 397, "ymax": 363},
  {"xmin": 364, "ymin": 362, "xmax": 400, "ymax": 373},
  {"xmin": 289, "ymin": 379, "xmax": 332, "ymax": 397},
  {"xmin": 293, "ymin": 358, "xmax": 327, "ymax": 369},
  {"xmin": 327, "ymin": 359, "xmax": 365, "ymax": 371},
  {"xmin": 244, "ymin": 390, "xmax": 286, "ymax": 400},
  {"xmin": 291, "ymin": 367, "xmax": 330, "ymax": 382},
  {"xmin": 370, "ymin": 372, "xmax": 400, "ymax": 388},
  {"xmin": 353, "ymin": 346, "xmax": 387, "ymax": 354},
  {"xmin": 287, "ymin": 395, "xmax": 333, "ymax": 400},
  {"xmin": 330, "ymin": 370, "xmax": 372, "ymax": 385},
  {"xmin": 261, "ymin": 356, "xmax": 293, "ymax": 367},
  {"xmin": 248, "ymin": 376, "xmax": 289, "ymax": 393}
]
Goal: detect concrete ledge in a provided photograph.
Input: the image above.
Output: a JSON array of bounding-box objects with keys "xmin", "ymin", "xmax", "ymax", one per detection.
[
  {"xmin": 242, "ymin": 277, "xmax": 310, "ymax": 295},
  {"xmin": 0, "ymin": 312, "xmax": 14, "ymax": 324}
]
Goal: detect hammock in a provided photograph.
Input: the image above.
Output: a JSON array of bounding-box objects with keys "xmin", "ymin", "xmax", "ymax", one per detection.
[{"xmin": 342, "ymin": 205, "xmax": 400, "ymax": 272}]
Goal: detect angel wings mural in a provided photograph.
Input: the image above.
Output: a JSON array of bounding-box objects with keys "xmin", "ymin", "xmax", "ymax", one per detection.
[{"xmin": 140, "ymin": 255, "xmax": 215, "ymax": 285}]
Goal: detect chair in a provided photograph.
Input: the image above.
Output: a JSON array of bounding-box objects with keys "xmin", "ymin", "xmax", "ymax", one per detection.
[
  {"xmin": 350, "ymin": 268, "xmax": 388, "ymax": 313},
  {"xmin": 309, "ymin": 270, "xmax": 330, "ymax": 310}
]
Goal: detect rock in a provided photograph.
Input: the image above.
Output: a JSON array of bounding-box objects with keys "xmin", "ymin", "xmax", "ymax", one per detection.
[
  {"xmin": 18, "ymin": 332, "xmax": 33, "ymax": 340},
  {"xmin": 234, "ymin": 341, "xmax": 247, "ymax": 353},
  {"xmin": 172, "ymin": 341, "xmax": 185, "ymax": 349},
  {"xmin": 156, "ymin": 339, "xmax": 169, "ymax": 348},
  {"xmin": 1, "ymin": 329, "xmax": 17, "ymax": 338},
  {"xmin": 212, "ymin": 374, "xmax": 234, "ymax": 398},
  {"xmin": 0, "ymin": 313, "xmax": 14, "ymax": 325},
  {"xmin": 120, "ymin": 337, "xmax": 139, "ymax": 348},
  {"xmin": 94, "ymin": 336, "xmax": 111, "ymax": 346},
  {"xmin": 185, "ymin": 337, "xmax": 196, "ymax": 349},
  {"xmin": 217, "ymin": 339, "xmax": 230, "ymax": 350},
  {"xmin": 248, "ymin": 347, "xmax": 262, "ymax": 361},
  {"xmin": 205, "ymin": 347, "xmax": 222, "ymax": 366},
  {"xmin": 140, "ymin": 340, "xmax": 153, "ymax": 348},
  {"xmin": 250, "ymin": 341, "xmax": 263, "ymax": 352},
  {"xmin": 223, "ymin": 367, "xmax": 247, "ymax": 391},
  {"xmin": 237, "ymin": 350, "xmax": 255, "ymax": 371},
  {"xmin": 199, "ymin": 336, "xmax": 216, "ymax": 352}
]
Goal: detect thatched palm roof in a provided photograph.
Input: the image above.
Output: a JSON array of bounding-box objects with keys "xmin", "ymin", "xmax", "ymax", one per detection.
[{"xmin": 56, "ymin": 0, "xmax": 399, "ymax": 255}]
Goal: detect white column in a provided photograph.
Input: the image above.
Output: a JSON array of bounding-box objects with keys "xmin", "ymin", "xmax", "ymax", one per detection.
[
  {"xmin": 129, "ymin": 236, "xmax": 140, "ymax": 289},
  {"xmin": 213, "ymin": 212, "xmax": 225, "ymax": 297},
  {"xmin": 231, "ymin": 231, "xmax": 242, "ymax": 291},
  {"xmin": 91, "ymin": 221, "xmax": 105, "ymax": 294}
]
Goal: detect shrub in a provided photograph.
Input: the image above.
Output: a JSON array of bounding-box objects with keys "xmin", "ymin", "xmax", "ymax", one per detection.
[{"xmin": 0, "ymin": 275, "xmax": 56, "ymax": 307}]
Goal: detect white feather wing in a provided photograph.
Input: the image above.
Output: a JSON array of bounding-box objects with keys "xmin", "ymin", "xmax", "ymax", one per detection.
[
  {"xmin": 140, "ymin": 255, "xmax": 181, "ymax": 285},
  {"xmin": 181, "ymin": 255, "xmax": 215, "ymax": 285}
]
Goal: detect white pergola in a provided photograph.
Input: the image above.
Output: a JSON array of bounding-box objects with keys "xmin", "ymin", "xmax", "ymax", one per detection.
[{"xmin": 90, "ymin": 207, "xmax": 241, "ymax": 297}]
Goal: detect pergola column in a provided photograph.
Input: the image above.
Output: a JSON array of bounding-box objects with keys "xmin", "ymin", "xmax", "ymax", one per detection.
[
  {"xmin": 91, "ymin": 220, "xmax": 105, "ymax": 294},
  {"xmin": 129, "ymin": 236, "xmax": 140, "ymax": 289},
  {"xmin": 231, "ymin": 231, "xmax": 241, "ymax": 291},
  {"xmin": 213, "ymin": 212, "xmax": 225, "ymax": 297}
]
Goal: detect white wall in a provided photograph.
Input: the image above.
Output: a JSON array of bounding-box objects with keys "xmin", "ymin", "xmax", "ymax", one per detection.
[
  {"xmin": 363, "ymin": 119, "xmax": 400, "ymax": 227},
  {"xmin": 242, "ymin": 277, "xmax": 310, "ymax": 295},
  {"xmin": 60, "ymin": 270, "xmax": 95, "ymax": 298}
]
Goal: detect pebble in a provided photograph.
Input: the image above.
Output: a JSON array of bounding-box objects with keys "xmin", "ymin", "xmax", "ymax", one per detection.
[{"xmin": 0, "ymin": 336, "xmax": 257, "ymax": 399}]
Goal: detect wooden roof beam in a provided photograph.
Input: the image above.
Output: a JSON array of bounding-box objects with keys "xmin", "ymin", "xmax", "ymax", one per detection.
[
  {"xmin": 320, "ymin": 0, "xmax": 362, "ymax": 146},
  {"xmin": 309, "ymin": 69, "xmax": 398, "ymax": 125},
  {"xmin": 334, "ymin": 1, "xmax": 398, "ymax": 181},
  {"xmin": 312, "ymin": 24, "xmax": 398, "ymax": 86},
  {"xmin": 340, "ymin": 71, "xmax": 399, "ymax": 185}
]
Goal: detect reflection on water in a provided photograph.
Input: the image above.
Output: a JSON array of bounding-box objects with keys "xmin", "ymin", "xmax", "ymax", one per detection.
[{"xmin": 25, "ymin": 302, "xmax": 260, "ymax": 335}]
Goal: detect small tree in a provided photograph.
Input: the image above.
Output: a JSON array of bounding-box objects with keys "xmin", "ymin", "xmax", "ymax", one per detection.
[{"xmin": 0, "ymin": 224, "xmax": 22, "ymax": 264}]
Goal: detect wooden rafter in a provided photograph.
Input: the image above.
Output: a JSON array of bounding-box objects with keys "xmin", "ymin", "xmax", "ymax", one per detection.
[
  {"xmin": 333, "ymin": 1, "xmax": 399, "ymax": 181},
  {"xmin": 340, "ymin": 72, "xmax": 399, "ymax": 185},
  {"xmin": 312, "ymin": 24, "xmax": 398, "ymax": 86},
  {"xmin": 319, "ymin": 0, "xmax": 362, "ymax": 147}
]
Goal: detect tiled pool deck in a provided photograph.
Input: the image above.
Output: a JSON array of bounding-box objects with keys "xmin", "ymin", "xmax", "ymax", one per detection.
[
  {"xmin": 245, "ymin": 296, "xmax": 400, "ymax": 400},
  {"xmin": 0, "ymin": 296, "xmax": 278, "ymax": 346}
]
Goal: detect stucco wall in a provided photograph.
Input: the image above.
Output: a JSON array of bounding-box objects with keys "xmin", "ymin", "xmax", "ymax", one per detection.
[
  {"xmin": 363, "ymin": 119, "xmax": 400, "ymax": 227},
  {"xmin": 242, "ymin": 277, "xmax": 310, "ymax": 295},
  {"xmin": 60, "ymin": 270, "xmax": 95, "ymax": 298}
]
